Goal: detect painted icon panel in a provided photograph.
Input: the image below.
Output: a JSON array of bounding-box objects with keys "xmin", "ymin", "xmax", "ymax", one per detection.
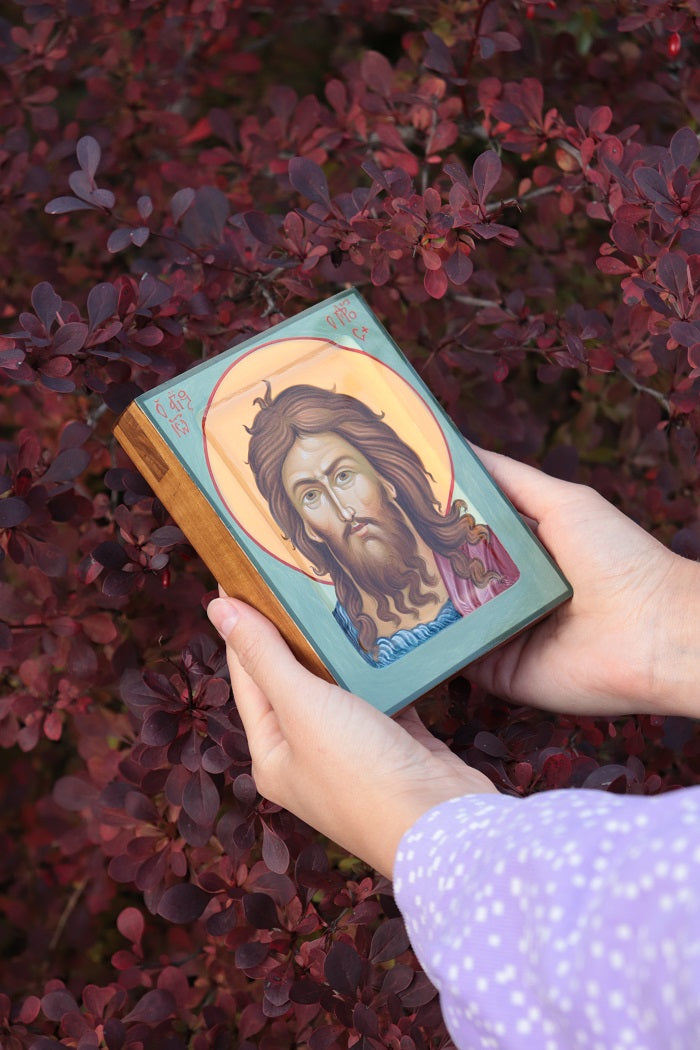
[{"xmin": 115, "ymin": 290, "xmax": 572, "ymax": 713}]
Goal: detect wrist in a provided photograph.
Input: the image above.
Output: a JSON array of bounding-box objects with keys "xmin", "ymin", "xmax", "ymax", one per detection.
[
  {"xmin": 380, "ymin": 765, "xmax": 498, "ymax": 880},
  {"xmin": 644, "ymin": 554, "xmax": 700, "ymax": 718}
]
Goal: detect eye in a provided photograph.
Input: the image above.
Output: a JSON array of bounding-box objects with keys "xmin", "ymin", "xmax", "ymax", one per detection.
[
  {"xmin": 335, "ymin": 468, "xmax": 353, "ymax": 485},
  {"xmin": 301, "ymin": 488, "xmax": 321, "ymax": 507}
]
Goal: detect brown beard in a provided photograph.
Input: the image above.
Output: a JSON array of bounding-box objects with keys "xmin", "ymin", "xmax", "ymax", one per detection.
[{"xmin": 323, "ymin": 490, "xmax": 443, "ymax": 636}]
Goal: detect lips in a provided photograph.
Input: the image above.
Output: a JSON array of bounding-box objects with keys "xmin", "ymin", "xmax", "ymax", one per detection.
[{"xmin": 345, "ymin": 518, "xmax": 373, "ymax": 539}]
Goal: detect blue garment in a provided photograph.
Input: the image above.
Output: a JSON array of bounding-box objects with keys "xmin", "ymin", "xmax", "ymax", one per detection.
[{"xmin": 333, "ymin": 598, "xmax": 461, "ymax": 667}]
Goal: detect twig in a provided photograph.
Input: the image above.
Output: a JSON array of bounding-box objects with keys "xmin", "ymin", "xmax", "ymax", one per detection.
[
  {"xmin": 49, "ymin": 878, "xmax": 88, "ymax": 952},
  {"xmin": 458, "ymin": 0, "xmax": 492, "ymax": 121}
]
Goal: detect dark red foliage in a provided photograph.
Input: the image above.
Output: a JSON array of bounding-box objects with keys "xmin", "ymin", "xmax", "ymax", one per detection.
[{"xmin": 1, "ymin": 1, "xmax": 700, "ymax": 1046}]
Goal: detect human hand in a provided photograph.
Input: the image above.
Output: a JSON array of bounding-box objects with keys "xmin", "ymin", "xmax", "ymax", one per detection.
[
  {"xmin": 470, "ymin": 448, "xmax": 700, "ymax": 718},
  {"xmin": 207, "ymin": 596, "xmax": 497, "ymax": 877}
]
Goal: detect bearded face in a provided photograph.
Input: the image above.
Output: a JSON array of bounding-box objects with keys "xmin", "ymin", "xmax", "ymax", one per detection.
[
  {"xmin": 281, "ymin": 431, "xmax": 442, "ymax": 623},
  {"xmin": 321, "ymin": 494, "xmax": 442, "ymax": 620}
]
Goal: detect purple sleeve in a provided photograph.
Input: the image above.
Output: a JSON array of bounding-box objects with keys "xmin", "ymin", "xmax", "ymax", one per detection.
[{"xmin": 393, "ymin": 787, "xmax": 700, "ymax": 1049}]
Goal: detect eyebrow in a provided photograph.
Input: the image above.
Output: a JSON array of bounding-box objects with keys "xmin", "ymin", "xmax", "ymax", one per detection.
[{"xmin": 288, "ymin": 454, "xmax": 356, "ymax": 497}]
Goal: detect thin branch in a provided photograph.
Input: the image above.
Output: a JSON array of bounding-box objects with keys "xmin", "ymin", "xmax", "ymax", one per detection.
[
  {"xmin": 49, "ymin": 878, "xmax": 88, "ymax": 952},
  {"xmin": 458, "ymin": 0, "xmax": 492, "ymax": 121},
  {"xmin": 453, "ymin": 294, "xmax": 503, "ymax": 309},
  {"xmin": 618, "ymin": 371, "xmax": 672, "ymax": 413}
]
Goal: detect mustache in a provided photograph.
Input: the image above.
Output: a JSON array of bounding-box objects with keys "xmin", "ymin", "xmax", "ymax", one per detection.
[{"xmin": 342, "ymin": 516, "xmax": 377, "ymax": 540}]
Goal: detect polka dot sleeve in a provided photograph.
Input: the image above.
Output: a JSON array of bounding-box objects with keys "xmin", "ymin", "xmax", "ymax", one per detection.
[{"xmin": 393, "ymin": 787, "xmax": 700, "ymax": 1050}]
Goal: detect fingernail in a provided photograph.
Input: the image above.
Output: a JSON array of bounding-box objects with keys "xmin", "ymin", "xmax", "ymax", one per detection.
[{"xmin": 207, "ymin": 597, "xmax": 238, "ymax": 639}]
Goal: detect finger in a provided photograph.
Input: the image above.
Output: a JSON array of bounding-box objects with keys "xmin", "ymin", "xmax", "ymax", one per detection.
[
  {"xmin": 470, "ymin": 445, "xmax": 577, "ymax": 521},
  {"xmin": 394, "ymin": 707, "xmax": 450, "ymax": 753},
  {"xmin": 207, "ymin": 598, "xmax": 277, "ymax": 743},
  {"xmin": 227, "ymin": 641, "xmax": 274, "ymax": 735},
  {"xmin": 207, "ymin": 596, "xmax": 327, "ymax": 730},
  {"xmin": 394, "ymin": 706, "xmax": 433, "ymax": 743}
]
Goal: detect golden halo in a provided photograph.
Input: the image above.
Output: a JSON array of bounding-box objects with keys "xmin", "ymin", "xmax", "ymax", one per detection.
[{"xmin": 202, "ymin": 337, "xmax": 454, "ymax": 580}]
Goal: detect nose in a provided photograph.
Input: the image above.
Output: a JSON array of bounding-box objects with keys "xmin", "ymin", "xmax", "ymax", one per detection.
[{"xmin": 327, "ymin": 485, "xmax": 354, "ymax": 521}]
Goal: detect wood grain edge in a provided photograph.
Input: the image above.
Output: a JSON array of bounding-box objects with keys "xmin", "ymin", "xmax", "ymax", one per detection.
[{"xmin": 113, "ymin": 402, "xmax": 335, "ymax": 683}]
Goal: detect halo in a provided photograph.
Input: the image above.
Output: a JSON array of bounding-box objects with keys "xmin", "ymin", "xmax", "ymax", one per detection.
[{"xmin": 202, "ymin": 337, "xmax": 454, "ymax": 580}]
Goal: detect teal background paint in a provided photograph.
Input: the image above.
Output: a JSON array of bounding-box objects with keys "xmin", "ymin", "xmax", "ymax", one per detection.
[{"xmin": 137, "ymin": 289, "xmax": 572, "ymax": 714}]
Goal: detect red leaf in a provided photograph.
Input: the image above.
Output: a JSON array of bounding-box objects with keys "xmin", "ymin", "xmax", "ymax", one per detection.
[
  {"xmin": 0, "ymin": 497, "xmax": 30, "ymax": 528},
  {"xmin": 670, "ymin": 126, "xmax": 699, "ymax": 169},
  {"xmin": 633, "ymin": 166, "xmax": 672, "ymax": 203},
  {"xmin": 82, "ymin": 984, "xmax": 119, "ymax": 1020},
  {"xmin": 117, "ymin": 907, "xmax": 145, "ymax": 946},
  {"xmin": 512, "ymin": 761, "xmax": 533, "ymax": 789},
  {"xmin": 31, "ymin": 282, "xmax": 61, "ymax": 331},
  {"xmin": 53, "ymin": 776, "xmax": 98, "ymax": 812},
  {"xmin": 43, "ymin": 448, "xmax": 90, "ymax": 482},
  {"xmin": 473, "ymin": 150, "xmax": 502, "ymax": 203},
  {"xmin": 82, "ymin": 613, "xmax": 118, "ymax": 644},
  {"xmin": 53, "ymin": 322, "xmax": 88, "ymax": 354},
  {"xmin": 657, "ymin": 252, "xmax": 687, "ymax": 298},
  {"xmin": 87, "ymin": 283, "xmax": 119, "ymax": 331},
  {"xmin": 40, "ymin": 989, "xmax": 80, "ymax": 1021},
  {"xmin": 123, "ymin": 988, "xmax": 176, "ymax": 1024},
  {"xmin": 596, "ymin": 256, "xmax": 634, "ymax": 275},
  {"xmin": 238, "ymin": 1002, "xmax": 267, "ymax": 1039},
  {"xmin": 288, "ymin": 156, "xmax": 331, "ymax": 208},
  {"xmin": 424, "ymin": 266, "xmax": 448, "ymax": 299},
  {"xmin": 353, "ymin": 1002, "xmax": 380, "ymax": 1038},
  {"xmin": 309, "ymin": 1027, "xmax": 346, "ymax": 1050},
  {"xmin": 43, "ymin": 710, "xmax": 63, "ymax": 741},
  {"xmin": 157, "ymin": 884, "xmax": 211, "ymax": 924},
  {"xmin": 141, "ymin": 708, "xmax": 180, "ymax": 746},
  {"xmin": 45, "ymin": 195, "xmax": 96, "ymax": 214},
  {"xmin": 182, "ymin": 767, "xmax": 220, "ymax": 825},
  {"xmin": 360, "ymin": 49, "xmax": 394, "ymax": 96},
  {"xmin": 107, "ymin": 228, "xmax": 132, "ymax": 253},
  {"xmin": 541, "ymin": 752, "xmax": 573, "ymax": 788},
  {"xmin": 235, "ymin": 941, "xmax": 269, "ymax": 969},
  {"xmin": 670, "ymin": 320, "xmax": 700, "ymax": 348},
  {"xmin": 76, "ymin": 135, "xmax": 101, "ymax": 179},
  {"xmin": 474, "ymin": 731, "xmax": 509, "ymax": 758},
  {"xmin": 18, "ymin": 996, "xmax": 41, "ymax": 1024},
  {"xmin": 30, "ymin": 285, "xmax": 61, "ymax": 333},
  {"xmin": 422, "ymin": 31, "xmax": 456, "ymax": 76},
  {"xmin": 444, "ymin": 248, "xmax": 473, "ymax": 285},
  {"xmin": 588, "ymin": 105, "xmax": 612, "ymax": 136},
  {"xmin": 149, "ymin": 525, "xmax": 185, "ymax": 546},
  {"xmin": 261, "ymin": 822, "xmax": 290, "ymax": 874},
  {"xmin": 243, "ymin": 891, "xmax": 279, "ymax": 930},
  {"xmin": 369, "ymin": 916, "xmax": 409, "ymax": 963},
  {"xmin": 582, "ymin": 764, "xmax": 630, "ymax": 790},
  {"xmin": 399, "ymin": 971, "xmax": 438, "ymax": 1007},
  {"xmin": 102, "ymin": 569, "xmax": 138, "ymax": 597},
  {"xmin": 171, "ymin": 187, "xmax": 195, "ymax": 223},
  {"xmin": 324, "ymin": 941, "xmax": 362, "ymax": 996}
]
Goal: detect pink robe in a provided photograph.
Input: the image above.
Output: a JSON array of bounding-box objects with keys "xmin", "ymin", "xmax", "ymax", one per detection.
[{"xmin": 435, "ymin": 531, "xmax": 520, "ymax": 616}]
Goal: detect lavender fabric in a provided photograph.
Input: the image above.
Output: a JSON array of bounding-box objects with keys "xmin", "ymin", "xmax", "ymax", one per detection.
[{"xmin": 393, "ymin": 787, "xmax": 700, "ymax": 1050}]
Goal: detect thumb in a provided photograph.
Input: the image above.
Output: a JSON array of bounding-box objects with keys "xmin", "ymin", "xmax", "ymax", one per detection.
[
  {"xmin": 471, "ymin": 445, "xmax": 578, "ymax": 523},
  {"xmin": 206, "ymin": 596, "xmax": 320, "ymax": 723}
]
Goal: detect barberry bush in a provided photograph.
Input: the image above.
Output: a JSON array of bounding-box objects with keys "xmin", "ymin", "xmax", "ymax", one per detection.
[{"xmin": 2, "ymin": 1, "xmax": 700, "ymax": 1046}]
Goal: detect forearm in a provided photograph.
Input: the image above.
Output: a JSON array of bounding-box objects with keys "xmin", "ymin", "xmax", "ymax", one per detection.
[{"xmin": 393, "ymin": 787, "xmax": 700, "ymax": 1050}]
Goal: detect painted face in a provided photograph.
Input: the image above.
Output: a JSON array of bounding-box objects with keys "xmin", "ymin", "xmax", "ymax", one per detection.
[{"xmin": 281, "ymin": 432, "xmax": 394, "ymax": 552}]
